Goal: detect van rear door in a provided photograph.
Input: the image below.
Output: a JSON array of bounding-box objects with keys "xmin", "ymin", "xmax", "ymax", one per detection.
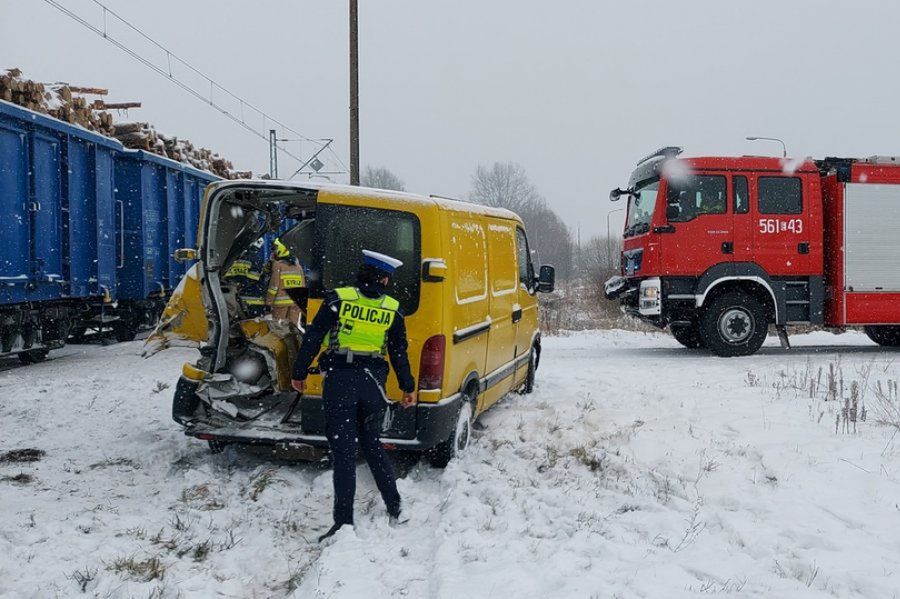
[{"xmin": 306, "ymin": 202, "xmax": 422, "ymax": 398}]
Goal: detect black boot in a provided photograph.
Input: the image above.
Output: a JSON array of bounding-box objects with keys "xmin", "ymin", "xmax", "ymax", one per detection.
[
  {"xmin": 388, "ymin": 506, "xmax": 408, "ymax": 527},
  {"xmin": 318, "ymin": 522, "xmax": 346, "ymax": 542}
]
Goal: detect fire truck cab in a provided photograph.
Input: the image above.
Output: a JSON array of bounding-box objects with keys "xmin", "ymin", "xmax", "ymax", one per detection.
[{"xmin": 605, "ymin": 147, "xmax": 900, "ymax": 356}]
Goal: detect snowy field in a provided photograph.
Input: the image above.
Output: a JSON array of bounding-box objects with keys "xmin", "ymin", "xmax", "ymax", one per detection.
[{"xmin": 2, "ymin": 330, "xmax": 900, "ymax": 598}]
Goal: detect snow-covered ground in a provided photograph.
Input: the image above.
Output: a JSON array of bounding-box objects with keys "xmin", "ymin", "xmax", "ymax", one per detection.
[{"xmin": 2, "ymin": 331, "xmax": 900, "ymax": 598}]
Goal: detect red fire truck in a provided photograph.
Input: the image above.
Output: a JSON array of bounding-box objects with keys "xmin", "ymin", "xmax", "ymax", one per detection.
[{"xmin": 604, "ymin": 147, "xmax": 900, "ymax": 356}]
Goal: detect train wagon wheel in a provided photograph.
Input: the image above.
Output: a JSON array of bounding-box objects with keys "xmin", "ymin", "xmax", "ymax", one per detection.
[{"xmin": 18, "ymin": 349, "xmax": 49, "ymax": 365}]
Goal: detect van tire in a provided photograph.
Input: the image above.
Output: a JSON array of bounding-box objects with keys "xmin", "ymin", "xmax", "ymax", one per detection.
[
  {"xmin": 699, "ymin": 290, "xmax": 768, "ymax": 357},
  {"xmin": 864, "ymin": 325, "xmax": 900, "ymax": 347},
  {"xmin": 670, "ymin": 322, "xmax": 705, "ymax": 349},
  {"xmin": 519, "ymin": 348, "xmax": 537, "ymax": 394},
  {"xmin": 208, "ymin": 440, "xmax": 228, "ymax": 454},
  {"xmin": 428, "ymin": 392, "xmax": 474, "ymax": 468}
]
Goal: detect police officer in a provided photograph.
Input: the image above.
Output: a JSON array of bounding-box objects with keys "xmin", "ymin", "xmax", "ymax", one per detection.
[
  {"xmin": 223, "ymin": 238, "xmax": 267, "ymax": 318},
  {"xmin": 266, "ymin": 238, "xmax": 307, "ymax": 326},
  {"xmin": 291, "ymin": 250, "xmax": 416, "ymax": 542}
]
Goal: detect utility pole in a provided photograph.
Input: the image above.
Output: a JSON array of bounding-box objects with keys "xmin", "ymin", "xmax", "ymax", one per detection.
[
  {"xmin": 269, "ymin": 129, "xmax": 278, "ymax": 179},
  {"xmin": 349, "ymin": 0, "xmax": 360, "ymax": 185}
]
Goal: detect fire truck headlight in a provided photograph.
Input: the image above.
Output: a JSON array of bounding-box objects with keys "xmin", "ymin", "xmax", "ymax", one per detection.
[{"xmin": 638, "ymin": 277, "xmax": 662, "ymax": 316}]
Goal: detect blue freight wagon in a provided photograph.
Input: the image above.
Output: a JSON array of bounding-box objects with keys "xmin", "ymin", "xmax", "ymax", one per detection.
[
  {"xmin": 0, "ymin": 100, "xmax": 218, "ymax": 363},
  {"xmin": 109, "ymin": 150, "xmax": 214, "ymax": 341}
]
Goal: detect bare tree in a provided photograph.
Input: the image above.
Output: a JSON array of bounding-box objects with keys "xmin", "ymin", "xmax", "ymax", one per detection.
[
  {"xmin": 576, "ymin": 235, "xmax": 621, "ymax": 286},
  {"xmin": 362, "ymin": 166, "xmax": 405, "ymax": 191},
  {"xmin": 469, "ymin": 162, "xmax": 542, "ymax": 214}
]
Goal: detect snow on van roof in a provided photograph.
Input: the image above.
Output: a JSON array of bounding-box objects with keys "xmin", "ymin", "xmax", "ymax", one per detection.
[{"xmin": 207, "ymin": 179, "xmax": 523, "ymax": 221}]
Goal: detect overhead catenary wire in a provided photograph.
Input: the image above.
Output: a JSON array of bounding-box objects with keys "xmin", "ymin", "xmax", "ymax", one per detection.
[{"xmin": 40, "ymin": 0, "xmax": 344, "ymax": 174}]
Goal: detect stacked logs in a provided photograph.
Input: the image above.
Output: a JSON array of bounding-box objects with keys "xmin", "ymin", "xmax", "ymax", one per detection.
[
  {"xmin": 0, "ymin": 68, "xmax": 249, "ymax": 179},
  {"xmin": 110, "ymin": 122, "xmax": 251, "ymax": 178},
  {"xmin": 0, "ymin": 69, "xmax": 116, "ymax": 136}
]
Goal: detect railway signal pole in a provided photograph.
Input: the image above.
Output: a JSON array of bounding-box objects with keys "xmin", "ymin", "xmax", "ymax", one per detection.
[
  {"xmin": 350, "ymin": 0, "xmax": 360, "ymax": 185},
  {"xmin": 269, "ymin": 129, "xmax": 278, "ymax": 179}
]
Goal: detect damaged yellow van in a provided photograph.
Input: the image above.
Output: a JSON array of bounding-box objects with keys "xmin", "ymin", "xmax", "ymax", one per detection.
[{"xmin": 148, "ymin": 181, "xmax": 555, "ymax": 466}]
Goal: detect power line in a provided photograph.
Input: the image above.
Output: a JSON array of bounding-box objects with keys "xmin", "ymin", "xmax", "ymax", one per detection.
[{"xmin": 40, "ymin": 0, "xmax": 345, "ymax": 174}]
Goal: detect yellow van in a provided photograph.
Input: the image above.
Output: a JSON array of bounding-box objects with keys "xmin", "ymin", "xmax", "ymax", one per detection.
[{"xmin": 149, "ymin": 180, "xmax": 555, "ymax": 466}]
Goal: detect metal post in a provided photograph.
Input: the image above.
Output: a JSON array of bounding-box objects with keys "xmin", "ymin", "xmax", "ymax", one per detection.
[
  {"xmin": 607, "ymin": 207, "xmax": 625, "ymax": 269},
  {"xmin": 349, "ymin": 0, "xmax": 360, "ymax": 185},
  {"xmin": 746, "ymin": 136, "xmax": 787, "ymax": 158},
  {"xmin": 606, "ymin": 208, "xmax": 625, "ymax": 240},
  {"xmin": 269, "ymin": 129, "xmax": 278, "ymax": 179}
]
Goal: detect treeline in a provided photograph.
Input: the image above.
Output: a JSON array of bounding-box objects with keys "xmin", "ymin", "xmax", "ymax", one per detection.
[{"xmin": 364, "ymin": 161, "xmax": 628, "ymax": 327}]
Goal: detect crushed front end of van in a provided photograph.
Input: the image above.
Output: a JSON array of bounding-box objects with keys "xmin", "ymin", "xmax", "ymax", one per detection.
[{"xmin": 147, "ymin": 181, "xmax": 463, "ymax": 458}]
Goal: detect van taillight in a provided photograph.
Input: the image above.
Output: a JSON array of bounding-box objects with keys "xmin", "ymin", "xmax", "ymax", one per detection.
[{"xmin": 418, "ymin": 334, "xmax": 446, "ymax": 390}]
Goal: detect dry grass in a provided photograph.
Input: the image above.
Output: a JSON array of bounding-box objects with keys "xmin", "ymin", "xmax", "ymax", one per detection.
[
  {"xmin": 2, "ymin": 472, "xmax": 34, "ymax": 484},
  {"xmin": 106, "ymin": 555, "xmax": 166, "ymax": 582},
  {"xmin": 0, "ymin": 448, "xmax": 45, "ymax": 463}
]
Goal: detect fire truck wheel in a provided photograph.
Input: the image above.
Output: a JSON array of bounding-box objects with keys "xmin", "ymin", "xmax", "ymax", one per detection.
[
  {"xmin": 699, "ymin": 290, "xmax": 768, "ymax": 357},
  {"xmin": 863, "ymin": 326, "xmax": 900, "ymax": 347},
  {"xmin": 670, "ymin": 323, "xmax": 706, "ymax": 349}
]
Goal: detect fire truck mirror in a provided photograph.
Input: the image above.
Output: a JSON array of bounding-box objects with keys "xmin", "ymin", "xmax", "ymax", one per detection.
[
  {"xmin": 665, "ymin": 204, "xmax": 681, "ymax": 221},
  {"xmin": 609, "ymin": 187, "xmax": 628, "ymax": 202}
]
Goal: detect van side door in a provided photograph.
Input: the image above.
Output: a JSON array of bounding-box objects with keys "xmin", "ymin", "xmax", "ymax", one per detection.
[
  {"xmin": 482, "ymin": 220, "xmax": 519, "ymax": 409},
  {"xmin": 447, "ymin": 215, "xmax": 490, "ymax": 409}
]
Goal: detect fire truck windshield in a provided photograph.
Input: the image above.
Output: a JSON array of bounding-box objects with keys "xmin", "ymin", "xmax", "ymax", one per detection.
[{"xmin": 624, "ymin": 179, "xmax": 659, "ymax": 237}]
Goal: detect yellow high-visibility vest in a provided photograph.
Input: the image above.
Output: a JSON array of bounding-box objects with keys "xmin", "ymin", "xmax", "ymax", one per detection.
[{"xmin": 323, "ymin": 287, "xmax": 399, "ymax": 355}]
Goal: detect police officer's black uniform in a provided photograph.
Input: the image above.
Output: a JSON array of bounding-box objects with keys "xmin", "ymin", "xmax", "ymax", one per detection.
[{"xmin": 292, "ymin": 253, "xmax": 415, "ymax": 541}]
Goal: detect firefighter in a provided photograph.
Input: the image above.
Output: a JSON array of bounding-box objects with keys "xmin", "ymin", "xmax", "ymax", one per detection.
[
  {"xmin": 223, "ymin": 238, "xmax": 267, "ymax": 318},
  {"xmin": 290, "ymin": 250, "xmax": 417, "ymax": 542},
  {"xmin": 266, "ymin": 238, "xmax": 307, "ymax": 326}
]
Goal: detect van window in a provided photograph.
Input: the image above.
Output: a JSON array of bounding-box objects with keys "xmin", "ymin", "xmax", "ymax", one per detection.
[
  {"xmin": 451, "ymin": 218, "xmax": 487, "ymax": 303},
  {"xmin": 312, "ymin": 204, "xmax": 421, "ymax": 314},
  {"xmin": 488, "ymin": 222, "xmax": 517, "ymax": 295},
  {"xmin": 516, "ymin": 227, "xmax": 534, "ymax": 292},
  {"xmin": 758, "ymin": 177, "xmax": 802, "ymax": 214}
]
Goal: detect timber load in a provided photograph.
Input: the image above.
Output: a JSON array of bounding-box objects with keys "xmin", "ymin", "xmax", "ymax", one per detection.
[{"xmin": 0, "ymin": 68, "xmax": 250, "ymax": 179}]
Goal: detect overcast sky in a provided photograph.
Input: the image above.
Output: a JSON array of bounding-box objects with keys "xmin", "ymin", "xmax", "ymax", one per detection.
[{"xmin": 5, "ymin": 0, "xmax": 900, "ymax": 236}]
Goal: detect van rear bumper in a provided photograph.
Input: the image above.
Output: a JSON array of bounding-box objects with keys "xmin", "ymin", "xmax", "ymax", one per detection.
[{"xmin": 173, "ymin": 377, "xmax": 462, "ymax": 454}]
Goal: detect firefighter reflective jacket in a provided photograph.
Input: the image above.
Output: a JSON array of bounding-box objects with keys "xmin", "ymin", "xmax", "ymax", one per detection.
[
  {"xmin": 266, "ymin": 257, "xmax": 306, "ymax": 323},
  {"xmin": 323, "ymin": 287, "xmax": 400, "ymax": 355},
  {"xmin": 224, "ymin": 255, "xmax": 265, "ymax": 307},
  {"xmin": 267, "ymin": 258, "xmax": 306, "ymax": 305}
]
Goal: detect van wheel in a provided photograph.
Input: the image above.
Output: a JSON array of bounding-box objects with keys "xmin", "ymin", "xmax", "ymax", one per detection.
[
  {"xmin": 18, "ymin": 349, "xmax": 49, "ymax": 365},
  {"xmin": 519, "ymin": 349, "xmax": 537, "ymax": 394},
  {"xmin": 670, "ymin": 322, "xmax": 705, "ymax": 349},
  {"xmin": 699, "ymin": 290, "xmax": 768, "ymax": 357},
  {"xmin": 208, "ymin": 440, "xmax": 228, "ymax": 454},
  {"xmin": 428, "ymin": 394, "xmax": 474, "ymax": 468},
  {"xmin": 864, "ymin": 326, "xmax": 900, "ymax": 347}
]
